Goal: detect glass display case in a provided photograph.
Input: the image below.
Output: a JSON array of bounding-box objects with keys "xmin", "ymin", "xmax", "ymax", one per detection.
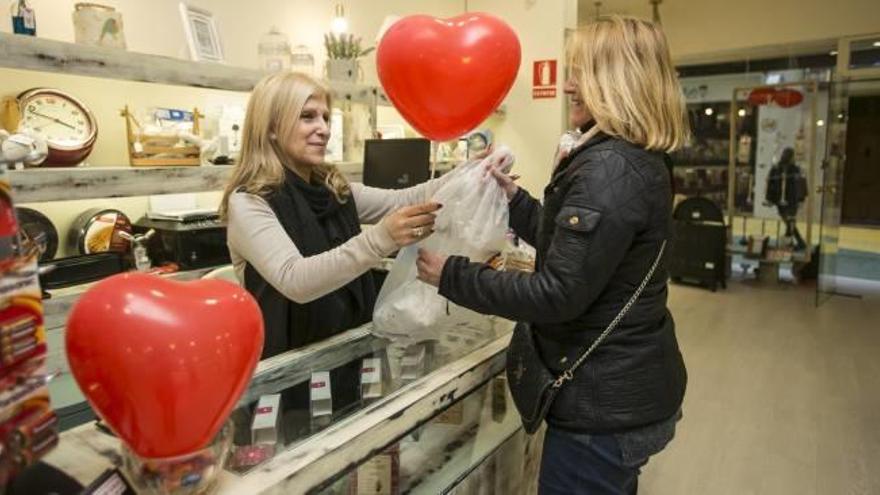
[
  {"xmin": 225, "ymin": 315, "xmax": 512, "ymax": 475},
  {"xmin": 42, "ymin": 316, "xmax": 526, "ymax": 494},
  {"xmin": 669, "ymin": 100, "xmax": 753, "ymax": 208},
  {"xmin": 314, "ymin": 376, "xmax": 537, "ymax": 494},
  {"xmin": 727, "ymin": 80, "xmax": 825, "ymax": 264},
  {"xmin": 675, "ymin": 70, "xmax": 830, "ymax": 270}
]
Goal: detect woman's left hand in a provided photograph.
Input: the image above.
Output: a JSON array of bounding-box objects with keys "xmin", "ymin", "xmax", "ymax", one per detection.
[{"xmin": 416, "ymin": 248, "xmax": 448, "ymax": 287}]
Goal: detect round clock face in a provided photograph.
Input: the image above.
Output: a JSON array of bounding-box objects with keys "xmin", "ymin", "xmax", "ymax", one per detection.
[{"xmin": 18, "ymin": 88, "xmax": 97, "ymax": 152}]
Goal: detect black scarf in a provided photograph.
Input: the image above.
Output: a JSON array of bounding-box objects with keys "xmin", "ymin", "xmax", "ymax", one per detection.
[{"xmin": 243, "ymin": 168, "xmax": 378, "ymax": 358}]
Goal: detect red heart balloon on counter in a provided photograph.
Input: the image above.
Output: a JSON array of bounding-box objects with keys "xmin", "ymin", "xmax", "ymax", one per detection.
[
  {"xmin": 377, "ymin": 13, "xmax": 521, "ymax": 141},
  {"xmin": 66, "ymin": 273, "xmax": 263, "ymax": 458}
]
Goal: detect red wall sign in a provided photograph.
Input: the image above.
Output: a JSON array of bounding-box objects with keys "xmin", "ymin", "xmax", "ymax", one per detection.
[{"xmin": 532, "ymin": 60, "xmax": 557, "ymax": 99}]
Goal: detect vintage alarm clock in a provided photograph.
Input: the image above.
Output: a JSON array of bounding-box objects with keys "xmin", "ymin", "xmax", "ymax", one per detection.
[{"xmin": 16, "ymin": 88, "xmax": 98, "ymax": 167}]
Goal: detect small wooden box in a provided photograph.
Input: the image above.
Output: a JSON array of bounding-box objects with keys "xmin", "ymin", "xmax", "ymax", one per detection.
[{"xmin": 121, "ymin": 105, "xmax": 202, "ymax": 166}]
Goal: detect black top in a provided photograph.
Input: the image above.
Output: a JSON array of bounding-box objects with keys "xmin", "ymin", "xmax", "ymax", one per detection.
[
  {"xmin": 439, "ymin": 133, "xmax": 687, "ymax": 433},
  {"xmin": 765, "ymin": 161, "xmax": 807, "ymax": 208}
]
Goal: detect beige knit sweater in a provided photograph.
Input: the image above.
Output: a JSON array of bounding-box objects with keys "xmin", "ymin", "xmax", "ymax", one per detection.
[{"xmin": 226, "ymin": 177, "xmax": 450, "ymax": 304}]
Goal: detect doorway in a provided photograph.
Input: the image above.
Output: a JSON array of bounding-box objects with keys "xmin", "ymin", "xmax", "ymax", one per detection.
[{"xmin": 842, "ymin": 95, "xmax": 880, "ymax": 225}]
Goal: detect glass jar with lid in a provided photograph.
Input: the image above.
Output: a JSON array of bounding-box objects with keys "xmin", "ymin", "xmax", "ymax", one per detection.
[
  {"xmin": 290, "ymin": 44, "xmax": 316, "ymax": 77},
  {"xmin": 258, "ymin": 27, "xmax": 291, "ymax": 73}
]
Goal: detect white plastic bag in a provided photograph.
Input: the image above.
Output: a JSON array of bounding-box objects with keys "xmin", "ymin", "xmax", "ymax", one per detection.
[{"xmin": 372, "ymin": 150, "xmax": 512, "ymax": 343}]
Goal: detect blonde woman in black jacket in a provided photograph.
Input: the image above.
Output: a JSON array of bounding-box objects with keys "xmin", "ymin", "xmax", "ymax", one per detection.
[{"xmin": 417, "ymin": 16, "xmax": 689, "ymax": 495}]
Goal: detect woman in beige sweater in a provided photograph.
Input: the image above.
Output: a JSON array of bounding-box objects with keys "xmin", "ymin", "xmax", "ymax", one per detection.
[{"xmin": 220, "ymin": 72, "xmax": 447, "ymax": 358}]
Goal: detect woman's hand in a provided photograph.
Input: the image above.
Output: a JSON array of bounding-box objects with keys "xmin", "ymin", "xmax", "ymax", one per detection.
[
  {"xmin": 382, "ymin": 203, "xmax": 442, "ymax": 248},
  {"xmin": 481, "ymin": 146, "xmax": 519, "ymax": 200},
  {"xmin": 416, "ymin": 248, "xmax": 448, "ymax": 287}
]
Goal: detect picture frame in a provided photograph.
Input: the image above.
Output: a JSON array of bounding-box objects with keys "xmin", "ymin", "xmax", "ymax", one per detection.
[{"xmin": 179, "ymin": 3, "xmax": 224, "ymax": 62}]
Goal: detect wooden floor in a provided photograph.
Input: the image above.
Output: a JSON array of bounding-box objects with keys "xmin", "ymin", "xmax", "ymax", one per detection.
[{"xmin": 641, "ymin": 281, "xmax": 880, "ymax": 495}]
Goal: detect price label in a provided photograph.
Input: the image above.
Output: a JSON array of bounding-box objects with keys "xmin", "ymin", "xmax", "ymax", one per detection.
[{"xmin": 82, "ymin": 468, "xmax": 136, "ymax": 495}]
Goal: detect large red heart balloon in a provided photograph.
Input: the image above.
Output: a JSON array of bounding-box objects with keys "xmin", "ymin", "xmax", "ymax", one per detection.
[
  {"xmin": 377, "ymin": 13, "xmax": 521, "ymax": 141},
  {"xmin": 772, "ymin": 88, "xmax": 804, "ymax": 108},
  {"xmin": 66, "ymin": 273, "xmax": 263, "ymax": 458}
]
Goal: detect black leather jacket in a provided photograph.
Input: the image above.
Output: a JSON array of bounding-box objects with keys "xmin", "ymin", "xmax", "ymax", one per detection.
[{"xmin": 439, "ymin": 132, "xmax": 687, "ymax": 433}]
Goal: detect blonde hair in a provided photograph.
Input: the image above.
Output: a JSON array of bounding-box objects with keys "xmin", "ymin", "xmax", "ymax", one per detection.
[
  {"xmin": 220, "ymin": 72, "xmax": 350, "ymax": 218},
  {"xmin": 567, "ymin": 16, "xmax": 689, "ymax": 152}
]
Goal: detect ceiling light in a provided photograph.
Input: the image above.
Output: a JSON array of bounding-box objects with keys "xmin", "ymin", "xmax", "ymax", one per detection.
[
  {"xmin": 704, "ymin": 107, "xmax": 714, "ymax": 116},
  {"xmin": 331, "ymin": 4, "xmax": 348, "ymax": 34},
  {"xmin": 829, "ymin": 50, "xmax": 838, "ymax": 56},
  {"xmin": 816, "ymin": 119, "xmax": 825, "ymax": 127},
  {"xmin": 873, "ymin": 41, "xmax": 880, "ymax": 48},
  {"xmin": 738, "ymin": 109, "xmax": 746, "ymax": 117}
]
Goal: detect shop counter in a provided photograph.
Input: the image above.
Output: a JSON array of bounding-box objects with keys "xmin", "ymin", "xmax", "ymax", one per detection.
[{"xmin": 42, "ymin": 315, "xmax": 541, "ymax": 493}]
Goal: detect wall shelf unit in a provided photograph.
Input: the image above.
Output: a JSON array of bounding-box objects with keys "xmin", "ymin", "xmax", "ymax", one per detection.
[
  {"xmin": 9, "ymin": 162, "xmax": 368, "ymax": 203},
  {"xmin": 0, "ymin": 32, "xmax": 387, "ymax": 105}
]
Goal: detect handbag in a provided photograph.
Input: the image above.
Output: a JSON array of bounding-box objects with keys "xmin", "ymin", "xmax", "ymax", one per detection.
[{"xmin": 506, "ymin": 240, "xmax": 667, "ymax": 434}]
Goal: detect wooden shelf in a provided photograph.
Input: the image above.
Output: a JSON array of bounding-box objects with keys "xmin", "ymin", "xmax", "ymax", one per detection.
[
  {"xmin": 8, "ymin": 165, "xmax": 234, "ymax": 202},
  {"xmin": 7, "ymin": 165, "xmax": 374, "ymax": 203},
  {"xmin": 0, "ymin": 32, "xmax": 385, "ymax": 105},
  {"xmin": 0, "ymin": 32, "xmax": 261, "ymax": 91}
]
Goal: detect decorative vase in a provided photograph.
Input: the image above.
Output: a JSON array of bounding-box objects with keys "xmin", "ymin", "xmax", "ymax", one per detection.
[
  {"xmin": 291, "ymin": 44, "xmax": 316, "ymax": 77},
  {"xmin": 326, "ymin": 59, "xmax": 359, "ymax": 82},
  {"xmin": 72, "ymin": 3, "xmax": 126, "ymax": 49}
]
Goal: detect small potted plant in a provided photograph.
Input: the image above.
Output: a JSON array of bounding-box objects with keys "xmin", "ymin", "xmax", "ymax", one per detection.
[{"xmin": 323, "ymin": 33, "xmax": 374, "ymax": 82}]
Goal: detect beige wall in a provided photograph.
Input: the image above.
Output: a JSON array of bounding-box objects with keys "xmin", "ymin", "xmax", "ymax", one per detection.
[{"xmin": 577, "ymin": 0, "xmax": 880, "ymax": 62}]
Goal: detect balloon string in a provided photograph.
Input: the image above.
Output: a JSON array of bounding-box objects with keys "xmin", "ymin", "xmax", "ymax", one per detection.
[{"xmin": 429, "ymin": 140, "xmax": 438, "ymax": 203}]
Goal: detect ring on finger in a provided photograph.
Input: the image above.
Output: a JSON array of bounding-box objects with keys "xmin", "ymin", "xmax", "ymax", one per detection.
[{"xmin": 412, "ymin": 226, "xmax": 424, "ymax": 238}]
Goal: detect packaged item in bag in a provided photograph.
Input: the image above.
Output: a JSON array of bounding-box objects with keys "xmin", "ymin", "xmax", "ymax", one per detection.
[{"xmin": 372, "ymin": 151, "xmax": 511, "ymax": 343}]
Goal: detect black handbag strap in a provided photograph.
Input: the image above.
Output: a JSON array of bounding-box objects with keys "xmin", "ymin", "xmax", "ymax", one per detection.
[{"xmin": 551, "ymin": 240, "xmax": 667, "ymax": 389}]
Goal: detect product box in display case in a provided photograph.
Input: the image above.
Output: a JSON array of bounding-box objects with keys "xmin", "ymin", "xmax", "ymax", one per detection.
[
  {"xmin": 251, "ymin": 394, "xmax": 282, "ymax": 446},
  {"xmin": 360, "ymin": 357, "xmax": 384, "ymax": 402},
  {"xmin": 310, "ymin": 371, "xmax": 333, "ymax": 431},
  {"xmin": 349, "ymin": 443, "xmax": 400, "ymax": 495}
]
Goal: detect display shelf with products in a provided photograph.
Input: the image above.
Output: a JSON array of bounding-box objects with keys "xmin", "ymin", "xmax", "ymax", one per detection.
[
  {"xmin": 0, "ymin": 32, "xmax": 386, "ymax": 105},
  {"xmin": 1, "ymin": 31, "xmax": 393, "ymax": 205},
  {"xmin": 671, "ymin": 101, "xmax": 758, "ymax": 168}
]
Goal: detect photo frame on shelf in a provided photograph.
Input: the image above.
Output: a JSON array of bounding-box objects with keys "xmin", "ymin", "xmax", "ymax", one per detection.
[{"xmin": 179, "ymin": 3, "xmax": 224, "ymax": 63}]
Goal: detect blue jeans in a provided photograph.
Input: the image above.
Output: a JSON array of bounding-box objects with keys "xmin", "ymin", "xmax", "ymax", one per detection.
[{"xmin": 538, "ymin": 428, "xmax": 649, "ymax": 495}]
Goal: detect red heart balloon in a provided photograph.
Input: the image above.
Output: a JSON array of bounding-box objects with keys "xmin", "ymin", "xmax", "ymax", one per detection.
[
  {"xmin": 772, "ymin": 88, "xmax": 804, "ymax": 108},
  {"xmin": 66, "ymin": 273, "xmax": 263, "ymax": 458},
  {"xmin": 747, "ymin": 87, "xmax": 777, "ymax": 107},
  {"xmin": 377, "ymin": 13, "xmax": 521, "ymax": 141}
]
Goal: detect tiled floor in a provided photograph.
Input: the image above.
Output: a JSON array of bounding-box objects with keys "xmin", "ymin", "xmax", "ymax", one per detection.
[
  {"xmin": 839, "ymin": 225, "xmax": 880, "ymax": 254},
  {"xmin": 641, "ymin": 281, "xmax": 880, "ymax": 494}
]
